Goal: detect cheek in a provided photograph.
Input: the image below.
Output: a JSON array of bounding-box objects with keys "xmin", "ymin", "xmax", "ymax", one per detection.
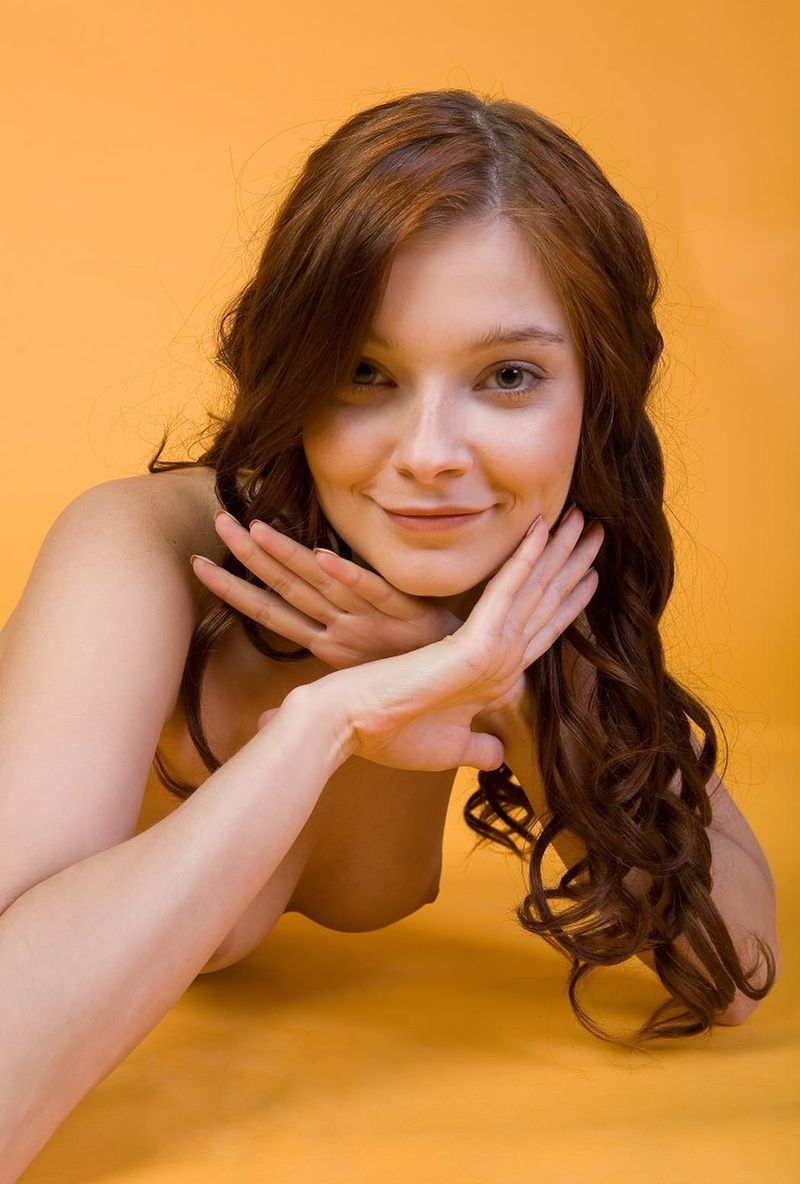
[
  {"xmin": 504, "ymin": 431, "xmax": 579, "ymax": 496},
  {"xmin": 534, "ymin": 432, "xmax": 579, "ymax": 475},
  {"xmin": 303, "ymin": 416, "xmax": 375, "ymax": 489},
  {"xmin": 516, "ymin": 404, "xmax": 582, "ymax": 479}
]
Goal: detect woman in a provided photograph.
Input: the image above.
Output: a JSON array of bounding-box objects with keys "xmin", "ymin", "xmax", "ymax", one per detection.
[{"xmin": 0, "ymin": 89, "xmax": 779, "ymax": 1175}]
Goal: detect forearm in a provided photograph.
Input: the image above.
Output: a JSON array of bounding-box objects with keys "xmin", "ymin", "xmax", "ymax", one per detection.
[
  {"xmin": 484, "ymin": 702, "xmax": 780, "ymax": 1026},
  {"xmin": 633, "ymin": 825, "xmax": 780, "ymax": 1024},
  {"xmin": 0, "ymin": 686, "xmax": 345, "ymax": 1180}
]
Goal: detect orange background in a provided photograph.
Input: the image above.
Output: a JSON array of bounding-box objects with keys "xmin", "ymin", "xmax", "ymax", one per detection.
[{"xmin": 3, "ymin": 1, "xmax": 798, "ymax": 1181}]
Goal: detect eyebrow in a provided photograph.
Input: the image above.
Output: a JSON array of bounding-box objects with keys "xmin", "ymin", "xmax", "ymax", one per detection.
[{"xmin": 365, "ymin": 322, "xmax": 568, "ymax": 351}]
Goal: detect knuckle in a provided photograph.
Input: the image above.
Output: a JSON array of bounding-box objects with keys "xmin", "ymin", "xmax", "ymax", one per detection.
[
  {"xmin": 541, "ymin": 620, "xmax": 561, "ymax": 650},
  {"xmin": 313, "ymin": 569, "xmax": 336, "ymax": 593},
  {"xmin": 370, "ymin": 581, "xmax": 395, "ymax": 607},
  {"xmin": 548, "ymin": 573, "xmax": 569, "ymax": 600},
  {"xmin": 253, "ymin": 601, "xmax": 273, "ymax": 628},
  {"xmin": 507, "ymin": 617, "xmax": 527, "ymax": 642},
  {"xmin": 269, "ymin": 572, "xmax": 293, "ymax": 599},
  {"xmin": 577, "ymin": 567, "xmax": 598, "ymax": 595}
]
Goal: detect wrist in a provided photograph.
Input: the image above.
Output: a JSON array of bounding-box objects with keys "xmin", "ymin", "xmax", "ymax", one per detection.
[
  {"xmin": 473, "ymin": 678, "xmax": 533, "ymax": 740},
  {"xmin": 279, "ymin": 681, "xmax": 357, "ymax": 768}
]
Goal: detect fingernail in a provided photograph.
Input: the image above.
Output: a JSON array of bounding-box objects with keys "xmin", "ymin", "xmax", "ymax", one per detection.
[
  {"xmin": 214, "ymin": 509, "xmax": 236, "ymax": 525},
  {"xmin": 313, "ymin": 547, "xmax": 337, "ymax": 557},
  {"xmin": 525, "ymin": 515, "xmax": 543, "ymax": 537},
  {"xmin": 190, "ymin": 553, "xmax": 217, "ymax": 567}
]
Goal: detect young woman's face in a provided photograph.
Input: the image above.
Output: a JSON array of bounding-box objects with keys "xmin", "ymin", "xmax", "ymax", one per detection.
[{"xmin": 302, "ymin": 217, "xmax": 584, "ymax": 619}]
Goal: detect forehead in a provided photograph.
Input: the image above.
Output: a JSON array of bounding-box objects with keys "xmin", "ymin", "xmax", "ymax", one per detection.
[{"xmin": 371, "ymin": 219, "xmax": 572, "ymax": 354}]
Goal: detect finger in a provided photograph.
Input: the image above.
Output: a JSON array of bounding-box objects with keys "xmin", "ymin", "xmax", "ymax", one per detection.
[
  {"xmin": 460, "ymin": 728, "xmax": 506, "ymax": 772},
  {"xmin": 514, "ymin": 507, "xmax": 589, "ymax": 621},
  {"xmin": 513, "ymin": 504, "xmax": 601, "ymax": 629},
  {"xmin": 190, "ymin": 555, "xmax": 327, "ymax": 650},
  {"xmin": 248, "ymin": 519, "xmax": 374, "ymax": 615},
  {"xmin": 521, "ymin": 520, "xmax": 605, "ymax": 639},
  {"xmin": 215, "ymin": 513, "xmax": 361, "ymax": 625},
  {"xmin": 523, "ymin": 566, "xmax": 599, "ymax": 667},
  {"xmin": 462, "ymin": 515, "xmax": 550, "ymax": 636},
  {"xmin": 312, "ymin": 548, "xmax": 432, "ymax": 621}
]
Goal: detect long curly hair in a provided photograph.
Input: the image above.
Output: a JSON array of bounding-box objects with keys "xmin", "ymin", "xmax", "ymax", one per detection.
[{"xmin": 147, "ymin": 87, "xmax": 776, "ymax": 1047}]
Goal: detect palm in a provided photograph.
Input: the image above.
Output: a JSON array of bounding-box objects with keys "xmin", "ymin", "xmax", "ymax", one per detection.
[
  {"xmin": 357, "ymin": 631, "xmax": 528, "ymax": 771},
  {"xmin": 310, "ymin": 509, "xmax": 604, "ymax": 773},
  {"xmin": 353, "ymin": 700, "xmax": 499, "ymax": 772},
  {"xmin": 311, "ymin": 604, "xmax": 544, "ymax": 773}
]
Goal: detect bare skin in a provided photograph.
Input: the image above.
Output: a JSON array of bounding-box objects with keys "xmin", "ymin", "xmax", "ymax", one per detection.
[
  {"xmin": 1, "ymin": 216, "xmax": 596, "ymax": 972},
  {"xmin": 0, "ymin": 459, "xmax": 598, "ymax": 980},
  {"xmin": 171, "ymin": 215, "xmax": 589, "ymax": 961},
  {"xmin": 142, "ymin": 464, "xmax": 604, "ymax": 967},
  {"xmin": 133, "ymin": 464, "xmax": 471, "ymax": 960},
  {"xmin": 0, "ymin": 468, "xmax": 456, "ymax": 973}
]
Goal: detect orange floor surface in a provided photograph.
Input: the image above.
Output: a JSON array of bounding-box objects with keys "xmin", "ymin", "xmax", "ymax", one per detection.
[{"xmin": 21, "ymin": 731, "xmax": 798, "ymax": 1184}]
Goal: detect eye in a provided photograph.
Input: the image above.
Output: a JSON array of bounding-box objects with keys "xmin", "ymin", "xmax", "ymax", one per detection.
[
  {"xmin": 344, "ymin": 359, "xmax": 547, "ymax": 401},
  {"xmin": 480, "ymin": 363, "xmax": 545, "ymax": 398},
  {"xmin": 349, "ymin": 359, "xmax": 388, "ymax": 389}
]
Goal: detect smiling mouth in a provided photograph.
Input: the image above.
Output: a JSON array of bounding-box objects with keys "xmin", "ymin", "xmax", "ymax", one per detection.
[{"xmin": 382, "ymin": 507, "xmax": 488, "ymax": 532}]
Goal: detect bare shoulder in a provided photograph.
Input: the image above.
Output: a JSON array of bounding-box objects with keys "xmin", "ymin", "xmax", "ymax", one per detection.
[
  {"xmin": 91, "ymin": 465, "xmax": 231, "ymax": 621},
  {"xmin": 0, "ymin": 466, "xmax": 224, "ymax": 658},
  {"xmin": 0, "ymin": 465, "xmax": 230, "ymax": 913},
  {"xmin": 103, "ymin": 464, "xmax": 227, "ymax": 571}
]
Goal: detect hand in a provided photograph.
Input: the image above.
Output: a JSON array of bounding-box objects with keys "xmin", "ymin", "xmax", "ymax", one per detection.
[
  {"xmin": 189, "ymin": 512, "xmax": 463, "ymax": 669},
  {"xmin": 470, "ymin": 669, "xmax": 534, "ymax": 744},
  {"xmin": 288, "ymin": 507, "xmax": 604, "ymax": 773}
]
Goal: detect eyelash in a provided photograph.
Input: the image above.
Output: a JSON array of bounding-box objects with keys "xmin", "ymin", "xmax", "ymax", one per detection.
[{"xmin": 345, "ymin": 360, "xmax": 545, "ymax": 401}]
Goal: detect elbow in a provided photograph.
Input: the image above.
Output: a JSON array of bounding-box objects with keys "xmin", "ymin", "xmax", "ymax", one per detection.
[
  {"xmin": 638, "ymin": 941, "xmax": 780, "ymax": 1028},
  {"xmin": 715, "ymin": 995, "xmax": 760, "ymax": 1026},
  {"xmin": 716, "ymin": 944, "xmax": 781, "ymax": 1027}
]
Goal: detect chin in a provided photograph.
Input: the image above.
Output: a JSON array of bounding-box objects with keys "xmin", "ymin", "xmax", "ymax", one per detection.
[
  {"xmin": 343, "ymin": 536, "xmax": 490, "ymax": 597},
  {"xmin": 361, "ymin": 559, "xmax": 467, "ymax": 598},
  {"xmin": 385, "ymin": 574, "xmax": 471, "ymax": 599}
]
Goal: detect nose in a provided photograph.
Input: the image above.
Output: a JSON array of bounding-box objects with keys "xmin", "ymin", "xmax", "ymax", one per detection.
[{"xmin": 390, "ymin": 393, "xmax": 474, "ymax": 482}]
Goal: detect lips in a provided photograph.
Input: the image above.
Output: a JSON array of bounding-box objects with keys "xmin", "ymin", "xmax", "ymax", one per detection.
[
  {"xmin": 381, "ymin": 506, "xmax": 488, "ymax": 532},
  {"xmin": 382, "ymin": 506, "xmax": 486, "ymax": 516}
]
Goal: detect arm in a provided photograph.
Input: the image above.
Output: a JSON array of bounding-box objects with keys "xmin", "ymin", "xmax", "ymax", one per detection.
[
  {"xmin": 0, "ymin": 491, "xmax": 597, "ymax": 1176},
  {"xmin": 199, "ymin": 500, "xmax": 780, "ymax": 1028},
  {"xmin": 0, "ymin": 689, "xmax": 344, "ymax": 1179},
  {"xmin": 0, "ymin": 484, "xmax": 348, "ymax": 1179},
  {"xmin": 475, "ymin": 659, "xmax": 781, "ymax": 1028},
  {"xmin": 632, "ymin": 734, "xmax": 780, "ymax": 1025}
]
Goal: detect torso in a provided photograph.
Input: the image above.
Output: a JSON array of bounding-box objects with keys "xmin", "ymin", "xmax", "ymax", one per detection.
[{"xmin": 132, "ymin": 464, "xmax": 457, "ymax": 957}]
